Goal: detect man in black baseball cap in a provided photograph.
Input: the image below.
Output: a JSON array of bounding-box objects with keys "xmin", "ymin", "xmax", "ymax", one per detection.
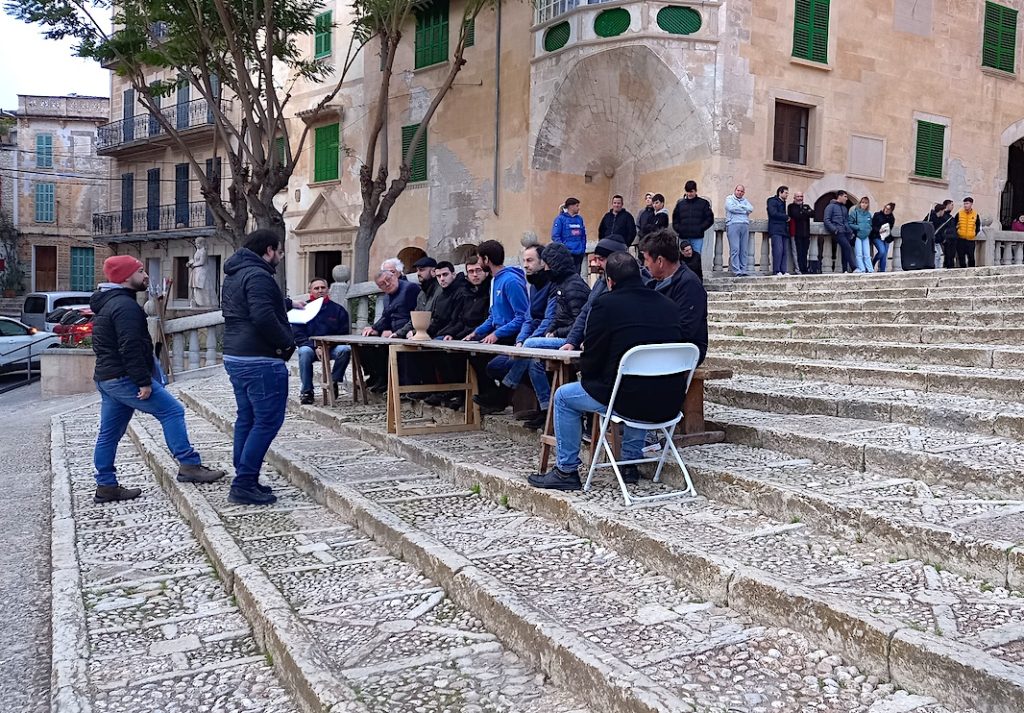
[{"xmin": 559, "ymin": 238, "xmax": 629, "ymax": 352}]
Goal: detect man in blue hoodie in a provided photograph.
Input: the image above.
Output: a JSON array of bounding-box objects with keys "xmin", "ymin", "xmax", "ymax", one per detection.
[
  {"xmin": 464, "ymin": 239, "xmax": 529, "ymax": 406},
  {"xmin": 551, "ymin": 197, "xmax": 587, "ymax": 274}
]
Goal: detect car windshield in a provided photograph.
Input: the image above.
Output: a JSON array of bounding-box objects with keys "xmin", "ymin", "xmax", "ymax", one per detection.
[{"xmin": 59, "ymin": 310, "xmax": 91, "ymax": 326}]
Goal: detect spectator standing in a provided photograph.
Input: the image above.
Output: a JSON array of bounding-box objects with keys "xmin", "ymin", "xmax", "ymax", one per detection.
[
  {"xmin": 824, "ymin": 191, "xmax": 855, "ymax": 273},
  {"xmin": 221, "ymin": 230, "xmax": 299, "ymax": 505},
  {"xmin": 724, "ymin": 185, "xmax": 754, "ymax": 277},
  {"xmin": 639, "ymin": 228, "xmax": 708, "ymax": 363},
  {"xmin": 650, "ymin": 194, "xmax": 670, "ymax": 233},
  {"xmin": 636, "ymin": 192, "xmax": 656, "ymax": 238},
  {"xmin": 954, "ymin": 197, "xmax": 981, "ymax": 268},
  {"xmin": 598, "ymin": 195, "xmax": 637, "ymax": 247},
  {"xmin": 848, "ymin": 196, "xmax": 874, "ymax": 273},
  {"xmin": 870, "ymin": 203, "xmax": 896, "ymax": 272},
  {"xmin": 89, "ymin": 256, "xmax": 224, "ymax": 503},
  {"xmin": 788, "ymin": 191, "xmax": 814, "ymax": 274},
  {"xmin": 930, "ymin": 200, "xmax": 957, "ymax": 268},
  {"xmin": 766, "ymin": 186, "xmax": 790, "ymax": 275},
  {"xmin": 293, "ymin": 277, "xmax": 351, "ymax": 405},
  {"xmin": 671, "ymin": 180, "xmax": 715, "ymax": 255},
  {"xmin": 552, "ymin": 197, "xmax": 588, "ymax": 274}
]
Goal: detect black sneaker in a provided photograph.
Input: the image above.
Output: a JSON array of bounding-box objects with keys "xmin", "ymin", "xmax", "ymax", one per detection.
[
  {"xmin": 177, "ymin": 463, "xmax": 227, "ymax": 484},
  {"xmin": 254, "ymin": 480, "xmax": 273, "ymax": 494},
  {"xmin": 424, "ymin": 393, "xmax": 446, "ymax": 407},
  {"xmin": 94, "ymin": 485, "xmax": 142, "ymax": 503},
  {"xmin": 523, "ymin": 411, "xmax": 548, "ymax": 431},
  {"xmin": 475, "ymin": 401, "xmax": 508, "ymax": 416},
  {"xmin": 446, "ymin": 395, "xmax": 465, "ymax": 410},
  {"xmin": 299, "ymin": 391, "xmax": 314, "ymax": 405},
  {"xmin": 527, "ymin": 467, "xmax": 582, "ymax": 491},
  {"xmin": 619, "ymin": 465, "xmax": 641, "ymax": 485},
  {"xmin": 228, "ymin": 485, "xmax": 277, "ymax": 506}
]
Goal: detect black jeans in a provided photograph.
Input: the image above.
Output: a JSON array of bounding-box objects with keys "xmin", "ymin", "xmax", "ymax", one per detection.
[
  {"xmin": 470, "ymin": 336, "xmax": 515, "ymax": 396},
  {"xmin": 956, "ymin": 238, "xmax": 976, "ymax": 268},
  {"xmin": 794, "ymin": 236, "xmax": 810, "ymax": 274},
  {"xmin": 833, "ymin": 234, "xmax": 854, "ymax": 273}
]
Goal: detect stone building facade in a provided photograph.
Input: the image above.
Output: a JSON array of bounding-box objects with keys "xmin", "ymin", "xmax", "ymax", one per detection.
[{"xmin": 280, "ymin": 0, "xmax": 1024, "ymax": 286}]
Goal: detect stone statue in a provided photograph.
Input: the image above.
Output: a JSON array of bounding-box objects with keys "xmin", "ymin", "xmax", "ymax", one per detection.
[{"xmin": 187, "ymin": 237, "xmax": 216, "ymax": 308}]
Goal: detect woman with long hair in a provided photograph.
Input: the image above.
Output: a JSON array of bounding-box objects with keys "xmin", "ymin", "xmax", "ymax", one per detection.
[
  {"xmin": 848, "ymin": 196, "xmax": 874, "ymax": 273},
  {"xmin": 870, "ymin": 203, "xmax": 895, "ymax": 272}
]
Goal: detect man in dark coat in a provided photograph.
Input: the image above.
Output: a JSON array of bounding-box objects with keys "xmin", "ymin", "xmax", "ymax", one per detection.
[
  {"xmin": 293, "ymin": 277, "xmax": 350, "ymax": 405},
  {"xmin": 221, "ymin": 229, "xmax": 297, "ymax": 505},
  {"xmin": 431, "ymin": 257, "xmax": 489, "ymax": 409},
  {"xmin": 90, "ymin": 255, "xmax": 224, "ymax": 503},
  {"xmin": 640, "ymin": 229, "xmax": 708, "ymax": 364},
  {"xmin": 823, "ymin": 191, "xmax": 855, "ymax": 273},
  {"xmin": 679, "ymin": 240, "xmax": 704, "ymax": 283},
  {"xmin": 529, "ymin": 252, "xmax": 686, "ymax": 491},
  {"xmin": 788, "ymin": 191, "xmax": 814, "ymax": 274},
  {"xmin": 598, "ymin": 194, "xmax": 638, "ymax": 247},
  {"xmin": 559, "ymin": 238, "xmax": 627, "ymax": 351},
  {"xmin": 671, "ymin": 180, "xmax": 715, "ymax": 255},
  {"xmin": 636, "ymin": 192, "xmax": 655, "ymax": 239},
  {"xmin": 360, "ymin": 268, "xmax": 421, "ymax": 392}
]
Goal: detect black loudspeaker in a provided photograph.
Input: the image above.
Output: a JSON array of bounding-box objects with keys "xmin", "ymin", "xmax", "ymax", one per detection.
[{"xmin": 900, "ymin": 221, "xmax": 935, "ymax": 271}]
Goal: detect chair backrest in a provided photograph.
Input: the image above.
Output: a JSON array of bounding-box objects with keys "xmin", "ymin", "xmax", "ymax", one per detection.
[{"xmin": 605, "ymin": 343, "xmax": 701, "ymax": 419}]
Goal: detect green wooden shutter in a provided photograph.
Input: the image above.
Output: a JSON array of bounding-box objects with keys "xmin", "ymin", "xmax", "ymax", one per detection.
[
  {"xmin": 35, "ymin": 183, "xmax": 55, "ymax": 223},
  {"xmin": 914, "ymin": 121, "xmax": 945, "ymax": 179},
  {"xmin": 275, "ymin": 136, "xmax": 286, "ymax": 164},
  {"xmin": 415, "ymin": 0, "xmax": 449, "ymax": 69},
  {"xmin": 314, "ymin": 123, "xmax": 340, "ymax": 182},
  {"xmin": 314, "ymin": 11, "xmax": 332, "ymax": 58},
  {"xmin": 544, "ymin": 21, "xmax": 571, "ymax": 52},
  {"xmin": 70, "ymin": 247, "xmax": 95, "ymax": 291},
  {"xmin": 36, "ymin": 134, "xmax": 53, "ymax": 168},
  {"xmin": 792, "ymin": 0, "xmax": 829, "ymax": 64},
  {"xmin": 464, "ymin": 18, "xmax": 475, "ymax": 48},
  {"xmin": 594, "ymin": 8, "xmax": 630, "ymax": 38},
  {"xmin": 983, "ymin": 2, "xmax": 1018, "ymax": 73},
  {"xmin": 657, "ymin": 7, "xmax": 702, "ymax": 35},
  {"xmin": 401, "ymin": 124, "xmax": 428, "ymax": 182}
]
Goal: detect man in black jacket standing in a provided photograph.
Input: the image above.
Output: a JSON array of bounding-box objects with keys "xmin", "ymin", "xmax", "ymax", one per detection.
[
  {"xmin": 598, "ymin": 195, "xmax": 637, "ymax": 247},
  {"xmin": 221, "ymin": 230, "xmax": 297, "ymax": 505},
  {"xmin": 671, "ymin": 180, "xmax": 715, "ymax": 255},
  {"xmin": 529, "ymin": 252, "xmax": 685, "ymax": 491},
  {"xmin": 91, "ymin": 256, "xmax": 224, "ymax": 503}
]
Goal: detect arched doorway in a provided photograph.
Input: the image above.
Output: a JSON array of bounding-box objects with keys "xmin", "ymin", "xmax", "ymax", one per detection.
[
  {"xmin": 1002, "ymin": 138, "xmax": 1024, "ymax": 227},
  {"xmin": 396, "ymin": 246, "xmax": 427, "ymax": 273},
  {"xmin": 452, "ymin": 243, "xmax": 478, "ymax": 265}
]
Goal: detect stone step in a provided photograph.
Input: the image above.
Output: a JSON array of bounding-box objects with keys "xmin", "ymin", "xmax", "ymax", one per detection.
[
  {"xmin": 708, "ymin": 321, "xmax": 1024, "ymax": 345},
  {"xmin": 49, "ymin": 411, "xmax": 302, "ymax": 712},
  {"xmin": 176, "ymin": 375, "xmax": 1022, "ymax": 713},
  {"xmin": 707, "ymin": 283, "xmax": 1024, "ymax": 302},
  {"xmin": 709, "ymin": 309, "xmax": 1024, "ymax": 328},
  {"xmin": 706, "ymin": 265, "xmax": 1024, "ymax": 291},
  {"xmin": 706, "ymin": 374, "xmax": 1024, "ymax": 440},
  {"xmin": 126, "ymin": 406, "xmax": 593, "ymax": 713},
  {"xmin": 708, "ymin": 295, "xmax": 1024, "ymax": 313},
  {"xmin": 704, "ymin": 352, "xmax": 1024, "ymax": 403}
]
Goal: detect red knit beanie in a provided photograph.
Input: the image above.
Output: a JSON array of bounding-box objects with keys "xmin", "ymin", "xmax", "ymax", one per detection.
[{"xmin": 103, "ymin": 255, "xmax": 144, "ymax": 284}]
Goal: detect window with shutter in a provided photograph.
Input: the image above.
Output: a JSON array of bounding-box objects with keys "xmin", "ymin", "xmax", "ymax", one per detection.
[
  {"xmin": 773, "ymin": 102, "xmax": 809, "ymax": 166},
  {"xmin": 544, "ymin": 21, "xmax": 571, "ymax": 52},
  {"xmin": 594, "ymin": 8, "xmax": 630, "ymax": 38},
  {"xmin": 914, "ymin": 121, "xmax": 945, "ymax": 179},
  {"xmin": 464, "ymin": 18, "xmax": 475, "ymax": 48},
  {"xmin": 415, "ymin": 0, "xmax": 449, "ymax": 69},
  {"xmin": 314, "ymin": 123, "xmax": 340, "ymax": 183},
  {"xmin": 175, "ymin": 163, "xmax": 189, "ymax": 225},
  {"xmin": 983, "ymin": 2, "xmax": 1018, "ymax": 73},
  {"xmin": 314, "ymin": 11, "xmax": 332, "ymax": 58},
  {"xmin": 657, "ymin": 7, "xmax": 702, "ymax": 35},
  {"xmin": 70, "ymin": 248, "xmax": 94, "ymax": 291},
  {"xmin": 35, "ymin": 183, "xmax": 55, "ymax": 223},
  {"xmin": 36, "ymin": 134, "xmax": 53, "ymax": 168},
  {"xmin": 792, "ymin": 0, "xmax": 829, "ymax": 64},
  {"xmin": 401, "ymin": 124, "xmax": 428, "ymax": 182}
]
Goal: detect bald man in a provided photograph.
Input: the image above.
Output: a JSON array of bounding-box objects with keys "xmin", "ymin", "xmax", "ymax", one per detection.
[{"xmin": 724, "ymin": 185, "xmax": 754, "ymax": 276}]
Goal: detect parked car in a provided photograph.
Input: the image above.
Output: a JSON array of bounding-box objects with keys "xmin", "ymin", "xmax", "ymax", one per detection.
[
  {"xmin": 0, "ymin": 316, "xmax": 61, "ymax": 372},
  {"xmin": 21, "ymin": 292, "xmax": 93, "ymax": 331},
  {"xmin": 53, "ymin": 307, "xmax": 95, "ymax": 346}
]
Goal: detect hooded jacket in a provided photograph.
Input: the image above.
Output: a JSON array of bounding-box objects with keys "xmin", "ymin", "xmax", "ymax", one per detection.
[
  {"xmin": 221, "ymin": 248, "xmax": 295, "ymax": 360},
  {"xmin": 473, "ymin": 265, "xmax": 529, "ymax": 340},
  {"xmin": 373, "ymin": 278, "xmax": 421, "ymax": 334},
  {"xmin": 671, "ymin": 195, "xmax": 715, "ymax": 240},
  {"xmin": 516, "ymin": 270, "xmax": 552, "ymax": 343},
  {"xmin": 540, "ymin": 242, "xmax": 591, "ymax": 338},
  {"xmin": 292, "ymin": 297, "xmax": 350, "ymax": 349},
  {"xmin": 442, "ymin": 275, "xmax": 489, "ymax": 340},
  {"xmin": 395, "ymin": 276, "xmax": 440, "ymax": 338},
  {"xmin": 429, "ymin": 273, "xmax": 469, "ymax": 338},
  {"xmin": 647, "ymin": 264, "xmax": 708, "ymax": 364},
  {"xmin": 90, "ymin": 286, "xmax": 154, "ymax": 386},
  {"xmin": 636, "ymin": 205, "xmax": 656, "ymax": 238},
  {"xmin": 551, "ymin": 210, "xmax": 588, "ymax": 255},
  {"xmin": 598, "ymin": 209, "xmax": 637, "ymax": 247}
]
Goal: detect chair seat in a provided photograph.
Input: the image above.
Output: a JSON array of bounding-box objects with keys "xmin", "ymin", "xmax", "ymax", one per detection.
[{"xmin": 609, "ymin": 412, "xmax": 683, "ymax": 431}]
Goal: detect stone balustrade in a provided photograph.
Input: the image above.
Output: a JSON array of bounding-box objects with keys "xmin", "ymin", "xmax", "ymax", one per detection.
[{"xmin": 161, "ymin": 310, "xmax": 223, "ymax": 372}]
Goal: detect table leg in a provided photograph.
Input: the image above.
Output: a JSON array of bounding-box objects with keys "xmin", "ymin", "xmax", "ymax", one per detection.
[
  {"xmin": 350, "ymin": 345, "xmax": 368, "ymax": 405},
  {"xmin": 683, "ymin": 378, "xmax": 706, "ymax": 434},
  {"xmin": 464, "ymin": 357, "xmax": 480, "ymax": 428},
  {"xmin": 386, "ymin": 345, "xmax": 399, "ymax": 434},
  {"xmin": 318, "ymin": 339, "xmax": 334, "ymax": 407},
  {"xmin": 539, "ymin": 362, "xmax": 570, "ymax": 472}
]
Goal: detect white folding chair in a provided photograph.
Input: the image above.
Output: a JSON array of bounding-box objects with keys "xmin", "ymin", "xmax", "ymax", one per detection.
[{"xmin": 583, "ymin": 343, "xmax": 701, "ymax": 507}]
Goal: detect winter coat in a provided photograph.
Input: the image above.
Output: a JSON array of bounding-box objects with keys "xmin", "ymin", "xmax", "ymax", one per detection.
[
  {"xmin": 651, "ymin": 208, "xmax": 670, "ymax": 232},
  {"xmin": 671, "ymin": 195, "xmax": 715, "ymax": 240},
  {"xmin": 928, "ymin": 210, "xmax": 956, "ymax": 245},
  {"xmin": 473, "ymin": 266, "xmax": 529, "ymax": 340},
  {"xmin": 292, "ymin": 298, "xmax": 350, "ymax": 349},
  {"xmin": 395, "ymin": 277, "xmax": 441, "ymax": 338},
  {"xmin": 539, "ymin": 242, "xmax": 591, "ymax": 338},
  {"xmin": 516, "ymin": 272, "xmax": 552, "ymax": 343},
  {"xmin": 647, "ymin": 265, "xmax": 708, "ymax": 364},
  {"xmin": 725, "ymin": 195, "xmax": 754, "ymax": 225},
  {"xmin": 429, "ymin": 274, "xmax": 469, "ymax": 338},
  {"xmin": 870, "ymin": 211, "xmax": 895, "ymax": 241},
  {"xmin": 551, "ymin": 211, "xmax": 588, "ymax": 255},
  {"xmin": 221, "ymin": 248, "xmax": 295, "ymax": 360},
  {"xmin": 598, "ymin": 209, "xmax": 638, "ymax": 247},
  {"xmin": 823, "ymin": 201, "xmax": 853, "ymax": 239},
  {"xmin": 90, "ymin": 287, "xmax": 155, "ymax": 387},
  {"xmin": 848, "ymin": 206, "xmax": 873, "ymax": 240},
  {"xmin": 443, "ymin": 277, "xmax": 489, "ymax": 340},
  {"xmin": 636, "ymin": 206, "xmax": 656, "ymax": 238},
  {"xmin": 682, "ymin": 250, "xmax": 704, "ymax": 283},
  {"xmin": 565, "ymin": 278, "xmax": 608, "ymax": 350},
  {"xmin": 767, "ymin": 196, "xmax": 789, "ymax": 236},
  {"xmin": 372, "ymin": 278, "xmax": 421, "ymax": 334},
  {"xmin": 788, "ymin": 203, "xmax": 813, "ymax": 239}
]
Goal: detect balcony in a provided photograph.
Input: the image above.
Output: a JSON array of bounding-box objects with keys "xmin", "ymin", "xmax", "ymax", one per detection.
[
  {"xmin": 101, "ymin": 22, "xmax": 169, "ymax": 68},
  {"xmin": 96, "ymin": 97, "xmax": 224, "ymax": 156},
  {"xmin": 92, "ymin": 201, "xmax": 217, "ymax": 243}
]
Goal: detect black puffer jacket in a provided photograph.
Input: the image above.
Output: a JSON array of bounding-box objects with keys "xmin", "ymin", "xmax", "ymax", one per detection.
[
  {"xmin": 671, "ymin": 195, "xmax": 714, "ymax": 240},
  {"xmin": 90, "ymin": 287, "xmax": 154, "ymax": 387},
  {"xmin": 444, "ymin": 276, "xmax": 490, "ymax": 339},
  {"xmin": 541, "ymin": 243, "xmax": 591, "ymax": 338},
  {"xmin": 429, "ymin": 274, "xmax": 469, "ymax": 337},
  {"xmin": 221, "ymin": 248, "xmax": 295, "ymax": 360}
]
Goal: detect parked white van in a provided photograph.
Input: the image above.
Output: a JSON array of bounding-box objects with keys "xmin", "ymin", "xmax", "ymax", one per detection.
[{"xmin": 21, "ymin": 291, "xmax": 93, "ymax": 331}]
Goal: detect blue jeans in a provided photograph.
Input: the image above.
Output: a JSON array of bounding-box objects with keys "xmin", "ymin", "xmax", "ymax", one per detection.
[
  {"xmin": 872, "ymin": 238, "xmax": 889, "ymax": 272},
  {"xmin": 93, "ymin": 377, "xmax": 200, "ymax": 487},
  {"xmin": 726, "ymin": 223, "xmax": 750, "ymax": 275},
  {"xmin": 853, "ymin": 237, "xmax": 873, "ymax": 272},
  {"xmin": 224, "ymin": 358, "xmax": 289, "ymax": 488},
  {"xmin": 553, "ymin": 382, "xmax": 645, "ymax": 472},
  {"xmin": 501, "ymin": 337, "xmax": 565, "ymax": 409},
  {"xmin": 770, "ymin": 232, "xmax": 788, "ymax": 274},
  {"xmin": 687, "ymin": 237, "xmax": 704, "ymax": 255},
  {"xmin": 297, "ymin": 344, "xmax": 351, "ymax": 393}
]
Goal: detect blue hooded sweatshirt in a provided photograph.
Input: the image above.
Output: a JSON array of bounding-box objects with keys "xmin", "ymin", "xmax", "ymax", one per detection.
[
  {"xmin": 473, "ymin": 265, "xmax": 529, "ymax": 340},
  {"xmin": 551, "ymin": 210, "xmax": 587, "ymax": 255}
]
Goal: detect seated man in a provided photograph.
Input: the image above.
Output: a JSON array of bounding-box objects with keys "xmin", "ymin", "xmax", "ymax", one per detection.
[
  {"xmin": 529, "ymin": 252, "xmax": 685, "ymax": 491},
  {"xmin": 559, "ymin": 238, "xmax": 628, "ymax": 352},
  {"xmin": 639, "ymin": 228, "xmax": 708, "ymax": 364},
  {"xmin": 431, "ymin": 257, "xmax": 489, "ymax": 409},
  {"xmin": 360, "ymin": 269, "xmax": 421, "ymax": 391},
  {"xmin": 394, "ymin": 256, "xmax": 440, "ymax": 337},
  {"xmin": 292, "ymin": 277, "xmax": 351, "ymax": 404},
  {"xmin": 679, "ymin": 239, "xmax": 704, "ymax": 283}
]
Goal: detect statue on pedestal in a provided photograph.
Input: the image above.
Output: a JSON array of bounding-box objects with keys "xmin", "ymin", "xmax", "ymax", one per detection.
[{"xmin": 187, "ymin": 237, "xmax": 216, "ymax": 308}]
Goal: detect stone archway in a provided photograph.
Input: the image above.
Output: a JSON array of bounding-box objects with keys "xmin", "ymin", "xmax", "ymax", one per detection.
[
  {"xmin": 397, "ymin": 246, "xmax": 427, "ymax": 273},
  {"xmin": 813, "ymin": 190, "xmax": 859, "ymax": 222}
]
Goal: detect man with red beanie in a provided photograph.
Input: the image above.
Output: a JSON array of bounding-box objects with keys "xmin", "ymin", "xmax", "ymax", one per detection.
[{"xmin": 90, "ymin": 255, "xmax": 225, "ymax": 503}]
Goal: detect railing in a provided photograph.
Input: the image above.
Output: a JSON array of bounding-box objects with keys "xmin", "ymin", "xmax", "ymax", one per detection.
[
  {"xmin": 0, "ymin": 335, "xmax": 56, "ymax": 394},
  {"xmin": 97, "ymin": 97, "xmax": 222, "ymax": 150},
  {"xmin": 161, "ymin": 310, "xmax": 223, "ymax": 373},
  {"xmin": 92, "ymin": 200, "xmax": 213, "ymax": 237},
  {"xmin": 989, "ymin": 230, "xmax": 1024, "ymax": 266}
]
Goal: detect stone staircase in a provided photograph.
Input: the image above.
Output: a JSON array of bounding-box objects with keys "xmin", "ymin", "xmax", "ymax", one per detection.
[{"xmin": 110, "ymin": 264, "xmax": 1024, "ymax": 712}]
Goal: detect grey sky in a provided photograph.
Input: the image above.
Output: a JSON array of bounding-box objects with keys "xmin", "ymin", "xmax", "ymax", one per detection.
[{"xmin": 0, "ymin": 13, "xmax": 110, "ymax": 109}]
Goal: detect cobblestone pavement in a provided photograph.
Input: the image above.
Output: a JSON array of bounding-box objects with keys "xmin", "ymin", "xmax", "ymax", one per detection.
[
  {"xmin": 178, "ymin": 376, "xmax": 982, "ymax": 713},
  {"xmin": 129, "ymin": 407, "xmax": 591, "ymax": 713},
  {"xmin": 52, "ymin": 408, "xmax": 300, "ymax": 712}
]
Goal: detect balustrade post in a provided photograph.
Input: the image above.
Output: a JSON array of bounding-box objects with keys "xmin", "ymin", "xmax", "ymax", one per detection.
[
  {"xmin": 356, "ymin": 297, "xmax": 369, "ymax": 329},
  {"xmin": 823, "ymin": 238, "xmax": 836, "ymax": 274},
  {"xmin": 205, "ymin": 325, "xmax": 219, "ymax": 366},
  {"xmin": 891, "ymin": 239, "xmax": 902, "ymax": 272},
  {"xmin": 188, "ymin": 330, "xmax": 201, "ymax": 370},
  {"xmin": 172, "ymin": 333, "xmax": 184, "ymax": 373},
  {"xmin": 759, "ymin": 232, "xmax": 771, "ymax": 275},
  {"xmin": 713, "ymin": 230, "xmax": 724, "ymax": 273},
  {"xmin": 373, "ymin": 297, "xmax": 385, "ymax": 326}
]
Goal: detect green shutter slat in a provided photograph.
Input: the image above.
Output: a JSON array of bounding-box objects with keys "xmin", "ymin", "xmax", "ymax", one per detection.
[
  {"xmin": 657, "ymin": 7, "xmax": 702, "ymax": 35},
  {"xmin": 35, "ymin": 183, "xmax": 55, "ymax": 223},
  {"xmin": 594, "ymin": 8, "xmax": 630, "ymax": 38},
  {"xmin": 314, "ymin": 124, "xmax": 339, "ymax": 182},
  {"xmin": 402, "ymin": 124, "xmax": 428, "ymax": 182},
  {"xmin": 544, "ymin": 21, "xmax": 571, "ymax": 52},
  {"xmin": 70, "ymin": 248, "xmax": 94, "ymax": 291},
  {"xmin": 36, "ymin": 134, "xmax": 53, "ymax": 168},
  {"xmin": 314, "ymin": 11, "xmax": 332, "ymax": 58},
  {"xmin": 915, "ymin": 121, "xmax": 944, "ymax": 179}
]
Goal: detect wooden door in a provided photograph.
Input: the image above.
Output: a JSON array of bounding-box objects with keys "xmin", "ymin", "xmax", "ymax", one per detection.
[{"xmin": 35, "ymin": 246, "xmax": 57, "ymax": 292}]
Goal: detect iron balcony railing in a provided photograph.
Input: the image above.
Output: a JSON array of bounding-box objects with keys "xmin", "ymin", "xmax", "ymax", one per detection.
[
  {"xmin": 92, "ymin": 200, "xmax": 215, "ymax": 237},
  {"xmin": 97, "ymin": 97, "xmax": 224, "ymax": 150}
]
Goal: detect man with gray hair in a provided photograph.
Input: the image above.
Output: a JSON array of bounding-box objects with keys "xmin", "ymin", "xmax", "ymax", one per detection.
[
  {"xmin": 381, "ymin": 257, "xmax": 407, "ymax": 280},
  {"xmin": 360, "ymin": 269, "xmax": 420, "ymax": 391}
]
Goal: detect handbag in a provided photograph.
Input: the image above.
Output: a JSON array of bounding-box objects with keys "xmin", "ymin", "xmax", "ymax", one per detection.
[{"xmin": 879, "ymin": 223, "xmax": 893, "ymax": 244}]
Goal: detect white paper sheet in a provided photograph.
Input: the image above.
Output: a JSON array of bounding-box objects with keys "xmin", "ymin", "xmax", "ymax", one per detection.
[{"xmin": 287, "ymin": 297, "xmax": 324, "ymax": 324}]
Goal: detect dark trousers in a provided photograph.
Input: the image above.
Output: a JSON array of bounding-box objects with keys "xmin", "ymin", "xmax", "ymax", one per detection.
[
  {"xmin": 571, "ymin": 252, "xmax": 585, "ymax": 275},
  {"xmin": 770, "ymin": 232, "xmax": 788, "ymax": 274},
  {"xmin": 941, "ymin": 241, "xmax": 957, "ymax": 268},
  {"xmin": 834, "ymin": 234, "xmax": 854, "ymax": 272},
  {"xmin": 794, "ymin": 236, "xmax": 810, "ymax": 274},
  {"xmin": 956, "ymin": 238, "xmax": 976, "ymax": 268},
  {"xmin": 470, "ymin": 336, "xmax": 515, "ymax": 396}
]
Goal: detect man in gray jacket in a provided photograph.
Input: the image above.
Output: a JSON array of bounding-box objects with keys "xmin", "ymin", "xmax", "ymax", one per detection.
[{"xmin": 823, "ymin": 191, "xmax": 855, "ymax": 273}]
